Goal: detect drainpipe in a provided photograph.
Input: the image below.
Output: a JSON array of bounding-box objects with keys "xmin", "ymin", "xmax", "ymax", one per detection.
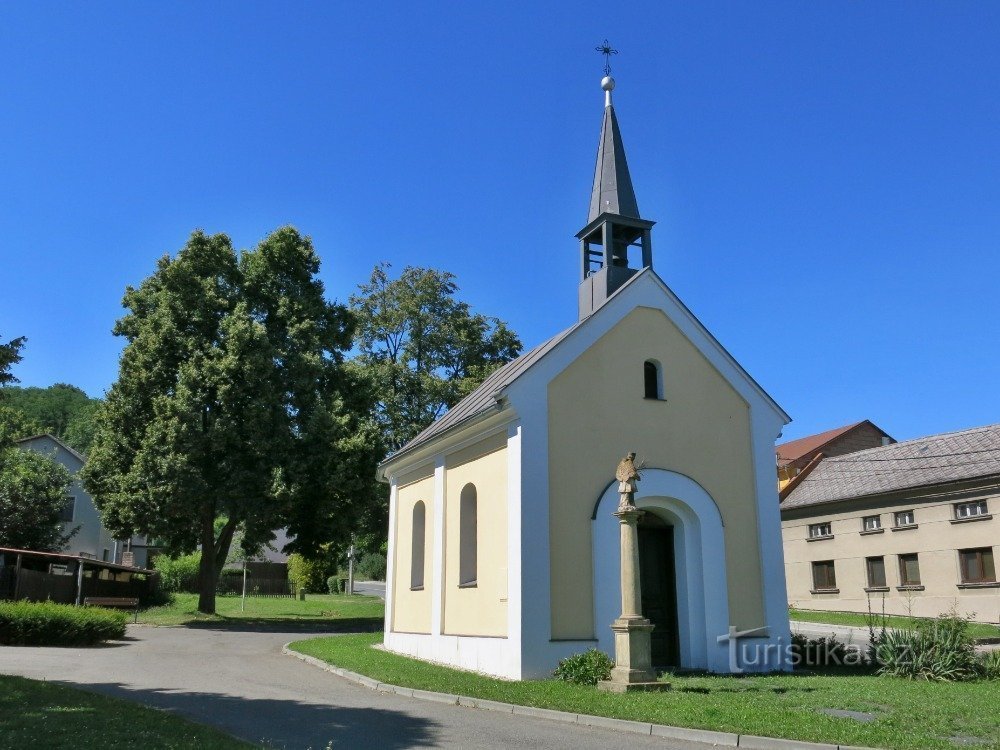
[
  {"xmin": 13, "ymin": 554, "xmax": 22, "ymax": 600},
  {"xmin": 75, "ymin": 560, "xmax": 84, "ymax": 606}
]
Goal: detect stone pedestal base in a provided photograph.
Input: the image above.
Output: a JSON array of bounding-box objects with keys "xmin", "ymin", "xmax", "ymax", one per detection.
[{"xmin": 596, "ymin": 617, "xmax": 671, "ymax": 693}]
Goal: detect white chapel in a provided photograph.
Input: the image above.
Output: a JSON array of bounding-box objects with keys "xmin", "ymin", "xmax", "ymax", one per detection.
[{"xmin": 378, "ymin": 72, "xmax": 792, "ymax": 679}]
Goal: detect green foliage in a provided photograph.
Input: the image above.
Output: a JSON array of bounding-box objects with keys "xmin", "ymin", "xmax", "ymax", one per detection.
[
  {"xmin": 0, "ymin": 333, "xmax": 26, "ymax": 390},
  {"xmin": 326, "ymin": 574, "xmax": 343, "ymax": 594},
  {"xmin": 355, "ymin": 551, "xmax": 386, "ymax": 581},
  {"xmin": 288, "ymin": 552, "xmax": 333, "ymax": 594},
  {"xmin": 876, "ymin": 614, "xmax": 980, "ymax": 681},
  {"xmin": 1, "ymin": 384, "xmax": 102, "ymax": 453},
  {"xmin": 0, "ymin": 443, "xmax": 74, "ymax": 551},
  {"xmin": 81, "ymin": 227, "xmax": 380, "ymax": 613},
  {"xmin": 153, "ymin": 552, "xmax": 202, "ymax": 593},
  {"xmin": 789, "ymin": 633, "xmax": 861, "ymax": 669},
  {"xmin": 0, "ymin": 600, "xmax": 127, "ymax": 645},
  {"xmin": 978, "ymin": 649, "xmax": 1000, "ymax": 680},
  {"xmin": 350, "ymin": 263, "xmax": 521, "ymax": 455},
  {"xmin": 552, "ymin": 648, "xmax": 614, "ymax": 685}
]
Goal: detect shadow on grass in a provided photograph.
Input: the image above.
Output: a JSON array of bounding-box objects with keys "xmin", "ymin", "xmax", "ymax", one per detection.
[
  {"xmin": 177, "ymin": 616, "xmax": 384, "ymax": 634},
  {"xmin": 48, "ymin": 679, "xmax": 440, "ymax": 750}
]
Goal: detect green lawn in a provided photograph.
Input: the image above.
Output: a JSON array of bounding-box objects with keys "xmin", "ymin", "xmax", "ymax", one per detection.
[
  {"xmin": 290, "ymin": 633, "xmax": 1000, "ymax": 750},
  {"xmin": 790, "ymin": 608, "xmax": 1000, "ymax": 641},
  {"xmin": 0, "ymin": 674, "xmax": 253, "ymax": 749},
  {"xmin": 139, "ymin": 592, "xmax": 384, "ymax": 628}
]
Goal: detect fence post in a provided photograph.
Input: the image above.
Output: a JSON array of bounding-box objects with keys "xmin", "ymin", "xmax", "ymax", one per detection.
[{"xmin": 13, "ymin": 554, "xmax": 22, "ymax": 600}]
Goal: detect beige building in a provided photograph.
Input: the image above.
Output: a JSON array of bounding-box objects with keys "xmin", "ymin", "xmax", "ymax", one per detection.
[
  {"xmin": 781, "ymin": 423, "xmax": 1000, "ymax": 623},
  {"xmin": 377, "ymin": 74, "xmax": 792, "ymax": 679}
]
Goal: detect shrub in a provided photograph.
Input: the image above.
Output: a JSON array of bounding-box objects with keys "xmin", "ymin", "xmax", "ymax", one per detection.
[
  {"xmin": 876, "ymin": 615, "xmax": 979, "ymax": 681},
  {"xmin": 355, "ymin": 552, "xmax": 386, "ymax": 582},
  {"xmin": 553, "ymin": 648, "xmax": 614, "ymax": 685},
  {"xmin": 152, "ymin": 552, "xmax": 201, "ymax": 593},
  {"xmin": 790, "ymin": 633, "xmax": 860, "ymax": 669},
  {"xmin": 326, "ymin": 575, "xmax": 342, "ymax": 594},
  {"xmin": 978, "ymin": 649, "xmax": 1000, "ymax": 680},
  {"xmin": 0, "ymin": 601, "xmax": 127, "ymax": 646},
  {"xmin": 287, "ymin": 553, "xmax": 332, "ymax": 594}
]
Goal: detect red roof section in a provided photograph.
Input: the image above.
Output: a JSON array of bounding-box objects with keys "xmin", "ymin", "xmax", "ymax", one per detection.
[{"xmin": 775, "ymin": 421, "xmax": 865, "ymax": 466}]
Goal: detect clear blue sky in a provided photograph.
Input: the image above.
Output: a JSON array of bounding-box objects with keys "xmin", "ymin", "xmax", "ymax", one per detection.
[{"xmin": 2, "ymin": 2, "xmax": 998, "ymax": 443}]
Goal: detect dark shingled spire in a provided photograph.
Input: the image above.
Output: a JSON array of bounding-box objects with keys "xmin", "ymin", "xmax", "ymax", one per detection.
[{"xmin": 588, "ymin": 100, "xmax": 640, "ymax": 222}]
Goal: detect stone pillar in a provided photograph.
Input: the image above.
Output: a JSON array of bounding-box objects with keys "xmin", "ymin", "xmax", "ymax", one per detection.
[{"xmin": 598, "ymin": 506, "xmax": 670, "ymax": 693}]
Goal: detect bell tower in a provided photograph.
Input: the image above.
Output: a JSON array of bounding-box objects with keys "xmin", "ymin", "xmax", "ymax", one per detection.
[{"xmin": 577, "ymin": 72, "xmax": 656, "ymax": 321}]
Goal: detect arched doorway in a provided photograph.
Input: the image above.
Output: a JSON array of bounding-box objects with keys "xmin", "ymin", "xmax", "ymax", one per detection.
[{"xmin": 638, "ymin": 512, "xmax": 680, "ymax": 667}]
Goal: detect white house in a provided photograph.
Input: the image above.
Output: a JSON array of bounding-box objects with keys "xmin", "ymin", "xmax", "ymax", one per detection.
[
  {"xmin": 15, "ymin": 434, "xmax": 152, "ymax": 568},
  {"xmin": 377, "ymin": 75, "xmax": 792, "ymax": 679}
]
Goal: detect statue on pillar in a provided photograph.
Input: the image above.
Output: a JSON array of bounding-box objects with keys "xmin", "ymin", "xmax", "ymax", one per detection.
[{"xmin": 598, "ymin": 451, "xmax": 671, "ymax": 693}]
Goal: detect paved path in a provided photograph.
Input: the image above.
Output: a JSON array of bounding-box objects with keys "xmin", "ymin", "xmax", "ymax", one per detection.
[
  {"xmin": 0, "ymin": 626, "xmax": 710, "ymax": 750},
  {"xmin": 790, "ymin": 620, "xmax": 873, "ymax": 648}
]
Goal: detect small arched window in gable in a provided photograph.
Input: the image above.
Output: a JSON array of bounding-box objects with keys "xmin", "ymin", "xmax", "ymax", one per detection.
[
  {"xmin": 410, "ymin": 501, "xmax": 426, "ymax": 590},
  {"xmin": 644, "ymin": 359, "xmax": 663, "ymax": 400},
  {"xmin": 459, "ymin": 483, "xmax": 478, "ymax": 587}
]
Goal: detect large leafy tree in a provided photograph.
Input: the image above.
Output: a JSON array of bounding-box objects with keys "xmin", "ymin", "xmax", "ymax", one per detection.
[
  {"xmin": 82, "ymin": 228, "xmax": 380, "ymax": 613},
  {"xmin": 0, "ymin": 334, "xmax": 25, "ymax": 389},
  {"xmin": 350, "ymin": 264, "xmax": 522, "ymax": 454}
]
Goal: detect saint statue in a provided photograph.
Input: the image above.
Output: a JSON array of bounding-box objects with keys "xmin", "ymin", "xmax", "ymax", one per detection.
[{"xmin": 615, "ymin": 452, "xmax": 641, "ymax": 510}]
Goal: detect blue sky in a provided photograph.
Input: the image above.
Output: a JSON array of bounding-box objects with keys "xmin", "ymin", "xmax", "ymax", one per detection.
[{"xmin": 2, "ymin": 2, "xmax": 998, "ymax": 443}]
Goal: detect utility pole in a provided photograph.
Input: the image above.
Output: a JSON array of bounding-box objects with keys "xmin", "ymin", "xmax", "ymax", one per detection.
[{"xmin": 347, "ymin": 544, "xmax": 356, "ymax": 596}]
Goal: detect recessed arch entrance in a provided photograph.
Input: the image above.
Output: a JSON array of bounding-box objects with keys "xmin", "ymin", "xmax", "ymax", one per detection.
[{"xmin": 592, "ymin": 469, "xmax": 731, "ymax": 672}]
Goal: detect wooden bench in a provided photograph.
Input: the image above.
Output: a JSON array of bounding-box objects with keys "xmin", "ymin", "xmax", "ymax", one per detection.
[{"xmin": 83, "ymin": 597, "xmax": 141, "ymax": 623}]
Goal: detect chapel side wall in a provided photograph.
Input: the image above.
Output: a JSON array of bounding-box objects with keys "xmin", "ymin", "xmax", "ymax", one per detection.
[
  {"xmin": 442, "ymin": 433, "xmax": 508, "ymax": 638},
  {"xmin": 390, "ymin": 469, "xmax": 435, "ymax": 634},
  {"xmin": 782, "ymin": 487, "xmax": 1000, "ymax": 623},
  {"xmin": 547, "ymin": 306, "xmax": 765, "ymax": 639}
]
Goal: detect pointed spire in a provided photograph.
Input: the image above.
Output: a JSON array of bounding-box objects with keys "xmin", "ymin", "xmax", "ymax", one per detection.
[{"xmin": 588, "ymin": 76, "xmax": 640, "ymax": 222}]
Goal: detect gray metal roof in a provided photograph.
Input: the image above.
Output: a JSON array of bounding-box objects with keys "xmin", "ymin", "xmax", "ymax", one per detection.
[
  {"xmin": 589, "ymin": 104, "xmax": 640, "ymax": 222},
  {"xmin": 383, "ymin": 322, "xmax": 582, "ymax": 464},
  {"xmin": 782, "ymin": 423, "xmax": 1000, "ymax": 510}
]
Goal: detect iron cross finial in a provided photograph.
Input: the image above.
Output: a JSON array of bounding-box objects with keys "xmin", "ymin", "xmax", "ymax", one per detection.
[{"xmin": 595, "ymin": 39, "xmax": 619, "ymax": 77}]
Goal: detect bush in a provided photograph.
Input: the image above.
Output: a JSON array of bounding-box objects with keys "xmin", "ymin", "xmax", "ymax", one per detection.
[
  {"xmin": 355, "ymin": 552, "xmax": 386, "ymax": 582},
  {"xmin": 152, "ymin": 552, "xmax": 201, "ymax": 593},
  {"xmin": 876, "ymin": 615, "xmax": 979, "ymax": 681},
  {"xmin": 0, "ymin": 601, "xmax": 127, "ymax": 646},
  {"xmin": 978, "ymin": 649, "xmax": 1000, "ymax": 680},
  {"xmin": 326, "ymin": 575, "xmax": 342, "ymax": 594},
  {"xmin": 287, "ymin": 553, "xmax": 332, "ymax": 594},
  {"xmin": 553, "ymin": 648, "xmax": 614, "ymax": 685},
  {"xmin": 790, "ymin": 633, "xmax": 861, "ymax": 669}
]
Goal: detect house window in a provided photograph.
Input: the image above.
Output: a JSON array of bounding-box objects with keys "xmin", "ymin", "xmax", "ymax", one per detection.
[
  {"xmin": 58, "ymin": 496, "xmax": 75, "ymax": 523},
  {"xmin": 459, "ymin": 484, "xmax": 477, "ymax": 587},
  {"xmin": 866, "ymin": 556, "xmax": 887, "ymax": 588},
  {"xmin": 809, "ymin": 522, "xmax": 832, "ymax": 539},
  {"xmin": 862, "ymin": 515, "xmax": 882, "ymax": 532},
  {"xmin": 899, "ymin": 553, "xmax": 921, "ymax": 586},
  {"xmin": 643, "ymin": 360, "xmax": 663, "ymax": 400},
  {"xmin": 410, "ymin": 501, "xmax": 426, "ymax": 590},
  {"xmin": 812, "ymin": 560, "xmax": 837, "ymax": 591},
  {"xmin": 955, "ymin": 501, "xmax": 989, "ymax": 520},
  {"xmin": 959, "ymin": 548, "xmax": 996, "ymax": 584},
  {"xmin": 894, "ymin": 510, "xmax": 915, "ymax": 528}
]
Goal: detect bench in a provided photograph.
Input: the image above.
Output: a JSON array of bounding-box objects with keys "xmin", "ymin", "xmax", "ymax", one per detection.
[{"xmin": 83, "ymin": 597, "xmax": 141, "ymax": 623}]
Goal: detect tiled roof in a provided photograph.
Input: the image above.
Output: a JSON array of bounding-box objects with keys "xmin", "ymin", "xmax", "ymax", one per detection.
[
  {"xmin": 775, "ymin": 422, "xmax": 865, "ymax": 466},
  {"xmin": 782, "ymin": 423, "xmax": 1000, "ymax": 510},
  {"xmin": 382, "ymin": 321, "xmax": 582, "ymax": 463}
]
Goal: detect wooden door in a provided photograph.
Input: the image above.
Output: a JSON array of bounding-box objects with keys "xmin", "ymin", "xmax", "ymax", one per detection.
[{"xmin": 638, "ymin": 524, "xmax": 680, "ymax": 668}]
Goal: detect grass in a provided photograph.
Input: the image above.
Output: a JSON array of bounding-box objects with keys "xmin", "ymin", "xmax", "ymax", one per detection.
[
  {"xmin": 139, "ymin": 592, "xmax": 384, "ymax": 628},
  {"xmin": 290, "ymin": 633, "xmax": 1000, "ymax": 750},
  {"xmin": 790, "ymin": 608, "xmax": 1000, "ymax": 640},
  {"xmin": 0, "ymin": 674, "xmax": 253, "ymax": 749}
]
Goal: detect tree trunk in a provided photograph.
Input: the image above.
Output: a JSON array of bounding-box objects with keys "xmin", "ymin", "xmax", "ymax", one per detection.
[
  {"xmin": 214, "ymin": 517, "xmax": 239, "ymax": 581},
  {"xmin": 197, "ymin": 511, "xmax": 217, "ymax": 614}
]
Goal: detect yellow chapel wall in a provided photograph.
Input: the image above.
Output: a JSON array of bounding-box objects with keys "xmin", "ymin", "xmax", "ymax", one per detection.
[
  {"xmin": 391, "ymin": 467, "xmax": 435, "ymax": 634},
  {"xmin": 442, "ymin": 432, "xmax": 509, "ymax": 637},
  {"xmin": 547, "ymin": 306, "xmax": 766, "ymax": 639}
]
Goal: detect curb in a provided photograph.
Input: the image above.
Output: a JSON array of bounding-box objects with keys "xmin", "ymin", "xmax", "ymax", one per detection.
[{"xmin": 282, "ymin": 645, "xmax": 884, "ymax": 750}]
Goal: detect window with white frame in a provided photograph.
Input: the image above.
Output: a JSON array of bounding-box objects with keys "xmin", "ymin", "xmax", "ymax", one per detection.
[
  {"xmin": 809, "ymin": 522, "xmax": 832, "ymax": 539},
  {"xmin": 894, "ymin": 509, "xmax": 915, "ymax": 527},
  {"xmin": 862, "ymin": 515, "xmax": 882, "ymax": 532},
  {"xmin": 954, "ymin": 500, "xmax": 989, "ymax": 520}
]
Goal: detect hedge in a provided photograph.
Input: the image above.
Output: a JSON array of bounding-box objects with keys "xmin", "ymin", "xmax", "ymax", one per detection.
[{"xmin": 0, "ymin": 601, "xmax": 128, "ymax": 646}]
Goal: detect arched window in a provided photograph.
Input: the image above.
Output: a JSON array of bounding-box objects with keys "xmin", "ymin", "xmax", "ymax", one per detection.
[
  {"xmin": 459, "ymin": 484, "xmax": 478, "ymax": 587},
  {"xmin": 644, "ymin": 359, "xmax": 663, "ymax": 400},
  {"xmin": 410, "ymin": 501, "xmax": 426, "ymax": 590}
]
